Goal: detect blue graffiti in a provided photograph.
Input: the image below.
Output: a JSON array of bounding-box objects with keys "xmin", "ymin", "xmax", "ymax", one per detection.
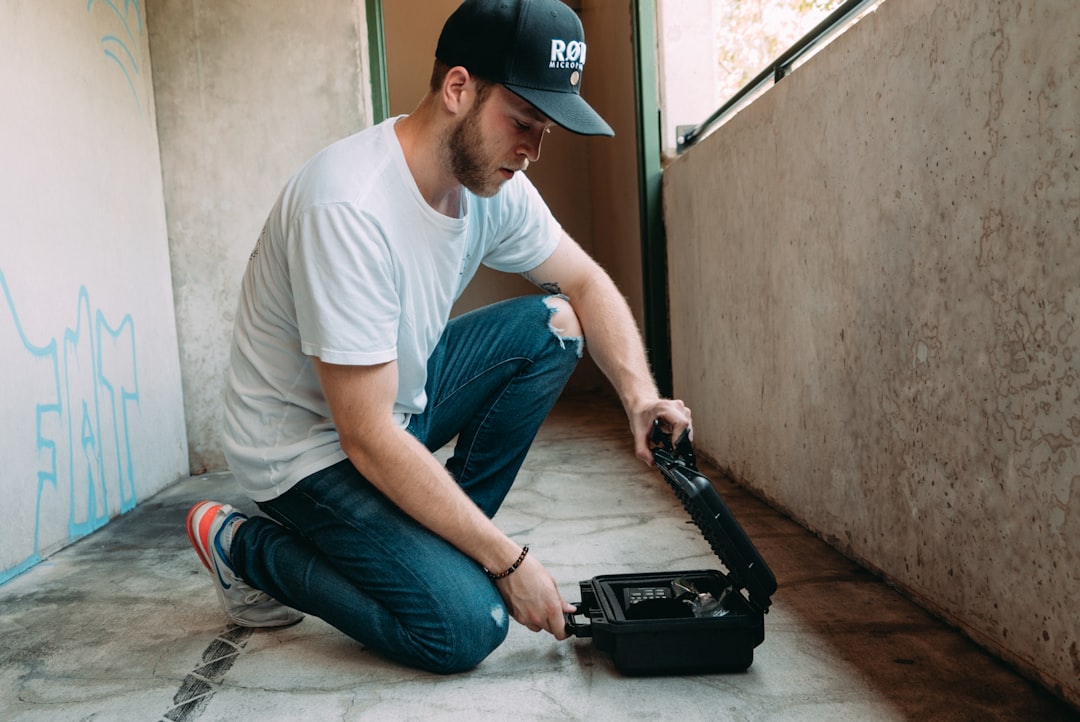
[
  {"xmin": 88, "ymin": 0, "xmax": 144, "ymax": 110},
  {"xmin": 0, "ymin": 268, "xmax": 139, "ymax": 584}
]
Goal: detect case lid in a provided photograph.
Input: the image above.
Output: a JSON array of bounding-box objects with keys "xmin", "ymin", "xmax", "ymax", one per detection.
[{"xmin": 650, "ymin": 424, "xmax": 776, "ymax": 613}]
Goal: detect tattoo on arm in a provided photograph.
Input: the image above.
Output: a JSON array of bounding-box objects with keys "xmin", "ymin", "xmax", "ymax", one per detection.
[{"xmin": 524, "ymin": 271, "xmax": 562, "ymax": 295}]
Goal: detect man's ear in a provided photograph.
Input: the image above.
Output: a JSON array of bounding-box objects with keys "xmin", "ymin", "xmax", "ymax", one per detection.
[{"xmin": 442, "ymin": 66, "xmax": 472, "ymax": 115}]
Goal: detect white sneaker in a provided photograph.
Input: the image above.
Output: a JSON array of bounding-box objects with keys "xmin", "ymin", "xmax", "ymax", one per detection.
[{"xmin": 185, "ymin": 501, "xmax": 304, "ymax": 628}]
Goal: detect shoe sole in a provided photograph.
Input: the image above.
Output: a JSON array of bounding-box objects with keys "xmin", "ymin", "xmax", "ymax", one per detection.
[{"xmin": 186, "ymin": 500, "xmax": 222, "ymax": 573}]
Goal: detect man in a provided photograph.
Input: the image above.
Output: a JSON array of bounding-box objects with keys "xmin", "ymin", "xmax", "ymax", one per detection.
[{"xmin": 186, "ymin": 0, "xmax": 691, "ymax": 674}]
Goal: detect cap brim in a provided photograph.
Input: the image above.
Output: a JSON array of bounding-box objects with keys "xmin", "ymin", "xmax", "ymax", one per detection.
[{"xmin": 505, "ymin": 84, "xmax": 615, "ymax": 137}]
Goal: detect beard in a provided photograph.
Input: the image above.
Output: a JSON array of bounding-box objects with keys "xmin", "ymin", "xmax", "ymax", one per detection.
[{"xmin": 445, "ymin": 101, "xmax": 504, "ymax": 198}]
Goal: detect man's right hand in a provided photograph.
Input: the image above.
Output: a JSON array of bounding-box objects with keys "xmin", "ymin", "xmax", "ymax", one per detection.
[{"xmin": 494, "ymin": 554, "xmax": 576, "ymax": 639}]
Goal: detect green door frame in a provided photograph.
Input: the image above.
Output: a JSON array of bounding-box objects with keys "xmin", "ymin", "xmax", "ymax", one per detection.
[
  {"xmin": 366, "ymin": 0, "xmax": 390, "ymax": 123},
  {"xmin": 631, "ymin": 0, "xmax": 672, "ymax": 397},
  {"xmin": 364, "ymin": 0, "xmax": 671, "ymax": 396}
]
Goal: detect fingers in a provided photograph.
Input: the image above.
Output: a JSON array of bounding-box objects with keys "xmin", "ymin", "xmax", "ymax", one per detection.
[
  {"xmin": 523, "ymin": 596, "xmax": 572, "ymax": 639},
  {"xmin": 518, "ymin": 611, "xmax": 568, "ymax": 638},
  {"xmin": 516, "ymin": 607, "xmax": 566, "ymax": 637},
  {"xmin": 657, "ymin": 399, "xmax": 693, "ymax": 438},
  {"xmin": 497, "ymin": 557, "xmax": 574, "ymax": 639},
  {"xmin": 632, "ymin": 398, "xmax": 693, "ymax": 464},
  {"xmin": 543, "ymin": 600, "xmax": 578, "ymax": 639},
  {"xmin": 635, "ymin": 436, "xmax": 652, "ymax": 464},
  {"xmin": 635, "ymin": 437, "xmax": 655, "ymax": 466}
]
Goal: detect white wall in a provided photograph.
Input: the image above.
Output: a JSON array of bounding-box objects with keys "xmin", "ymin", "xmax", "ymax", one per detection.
[
  {"xmin": 0, "ymin": 1, "xmax": 189, "ymax": 583},
  {"xmin": 663, "ymin": 0, "xmax": 1079, "ymax": 705}
]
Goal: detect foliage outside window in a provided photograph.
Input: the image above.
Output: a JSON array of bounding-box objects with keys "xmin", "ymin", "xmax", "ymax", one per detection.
[
  {"xmin": 657, "ymin": 0, "xmax": 846, "ymax": 155},
  {"xmin": 713, "ymin": 0, "xmax": 844, "ymax": 99}
]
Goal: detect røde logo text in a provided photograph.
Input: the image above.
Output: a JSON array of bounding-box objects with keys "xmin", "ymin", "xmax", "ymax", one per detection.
[{"xmin": 549, "ymin": 39, "xmax": 586, "ymax": 69}]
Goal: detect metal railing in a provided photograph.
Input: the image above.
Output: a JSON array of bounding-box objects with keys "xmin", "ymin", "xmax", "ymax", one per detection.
[{"xmin": 675, "ymin": 0, "xmax": 883, "ymax": 153}]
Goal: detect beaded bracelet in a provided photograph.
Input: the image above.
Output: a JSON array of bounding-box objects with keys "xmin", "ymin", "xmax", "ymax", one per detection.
[{"xmin": 485, "ymin": 545, "xmax": 529, "ymax": 580}]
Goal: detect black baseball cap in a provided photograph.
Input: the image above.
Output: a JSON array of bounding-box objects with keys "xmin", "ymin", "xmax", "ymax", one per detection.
[{"xmin": 435, "ymin": 0, "xmax": 615, "ymax": 137}]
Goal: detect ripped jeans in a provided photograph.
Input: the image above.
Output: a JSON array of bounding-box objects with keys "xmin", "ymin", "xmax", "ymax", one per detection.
[{"xmin": 231, "ymin": 295, "xmax": 582, "ymax": 674}]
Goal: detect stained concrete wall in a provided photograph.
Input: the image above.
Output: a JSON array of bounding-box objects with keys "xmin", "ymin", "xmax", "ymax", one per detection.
[
  {"xmin": 0, "ymin": 1, "xmax": 189, "ymax": 582},
  {"xmin": 147, "ymin": 1, "xmax": 373, "ymax": 473},
  {"xmin": 662, "ymin": 0, "xmax": 1079, "ymax": 705}
]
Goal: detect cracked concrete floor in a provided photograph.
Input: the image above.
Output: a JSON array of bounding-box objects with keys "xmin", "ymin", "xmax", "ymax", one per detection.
[{"xmin": 1, "ymin": 394, "xmax": 1076, "ymax": 721}]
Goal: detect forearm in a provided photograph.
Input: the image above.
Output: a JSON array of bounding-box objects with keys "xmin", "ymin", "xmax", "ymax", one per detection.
[
  {"xmin": 342, "ymin": 423, "xmax": 521, "ymax": 572},
  {"xmin": 314, "ymin": 360, "xmax": 570, "ymax": 637},
  {"xmin": 527, "ymin": 235, "xmax": 691, "ymax": 461},
  {"xmin": 572, "ymin": 271, "xmax": 659, "ymax": 414}
]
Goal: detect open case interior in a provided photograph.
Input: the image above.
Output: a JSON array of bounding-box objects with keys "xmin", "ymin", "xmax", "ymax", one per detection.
[{"xmin": 593, "ymin": 570, "xmax": 753, "ymax": 623}]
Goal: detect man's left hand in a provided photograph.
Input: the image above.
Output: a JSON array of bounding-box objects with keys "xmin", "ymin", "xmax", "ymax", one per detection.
[{"xmin": 629, "ymin": 398, "xmax": 692, "ymax": 466}]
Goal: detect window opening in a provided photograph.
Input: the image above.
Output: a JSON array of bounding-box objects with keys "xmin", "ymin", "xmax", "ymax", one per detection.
[{"xmin": 657, "ymin": 0, "xmax": 883, "ymax": 156}]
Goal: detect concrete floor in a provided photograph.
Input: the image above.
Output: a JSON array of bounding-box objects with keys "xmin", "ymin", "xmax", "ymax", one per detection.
[{"xmin": 1, "ymin": 394, "xmax": 1076, "ymax": 722}]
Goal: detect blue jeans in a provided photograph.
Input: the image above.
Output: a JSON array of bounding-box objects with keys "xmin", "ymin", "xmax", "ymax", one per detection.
[{"xmin": 230, "ymin": 296, "xmax": 581, "ymax": 673}]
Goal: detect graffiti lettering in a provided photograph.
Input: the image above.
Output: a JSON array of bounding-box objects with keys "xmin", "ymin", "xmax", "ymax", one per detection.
[
  {"xmin": 88, "ymin": 0, "xmax": 144, "ymax": 110},
  {"xmin": 1, "ymin": 269, "xmax": 139, "ymax": 584}
]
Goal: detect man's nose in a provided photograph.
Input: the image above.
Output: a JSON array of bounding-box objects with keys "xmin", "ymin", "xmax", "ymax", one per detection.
[{"xmin": 519, "ymin": 127, "xmax": 546, "ymax": 163}]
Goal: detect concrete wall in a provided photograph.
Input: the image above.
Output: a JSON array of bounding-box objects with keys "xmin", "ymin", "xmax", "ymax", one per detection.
[
  {"xmin": 0, "ymin": 1, "xmax": 189, "ymax": 583},
  {"xmin": 662, "ymin": 0, "xmax": 1079, "ymax": 705},
  {"xmin": 147, "ymin": 0, "xmax": 373, "ymax": 472}
]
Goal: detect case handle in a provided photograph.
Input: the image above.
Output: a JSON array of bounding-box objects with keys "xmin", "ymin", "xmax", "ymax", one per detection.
[
  {"xmin": 563, "ymin": 604, "xmax": 593, "ymax": 638},
  {"xmin": 650, "ymin": 420, "xmax": 697, "ymax": 470}
]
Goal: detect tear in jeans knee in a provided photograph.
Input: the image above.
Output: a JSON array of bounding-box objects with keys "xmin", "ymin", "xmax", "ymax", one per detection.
[{"xmin": 542, "ymin": 295, "xmax": 584, "ymax": 358}]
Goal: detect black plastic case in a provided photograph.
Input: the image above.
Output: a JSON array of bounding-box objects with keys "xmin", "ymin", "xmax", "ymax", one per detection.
[{"xmin": 564, "ymin": 425, "xmax": 777, "ymax": 675}]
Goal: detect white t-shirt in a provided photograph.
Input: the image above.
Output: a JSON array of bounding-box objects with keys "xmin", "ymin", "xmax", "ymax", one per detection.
[{"xmin": 223, "ymin": 116, "xmax": 562, "ymax": 501}]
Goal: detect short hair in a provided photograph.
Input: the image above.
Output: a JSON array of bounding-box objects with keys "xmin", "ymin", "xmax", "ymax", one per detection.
[{"xmin": 429, "ymin": 59, "xmax": 495, "ymax": 106}]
